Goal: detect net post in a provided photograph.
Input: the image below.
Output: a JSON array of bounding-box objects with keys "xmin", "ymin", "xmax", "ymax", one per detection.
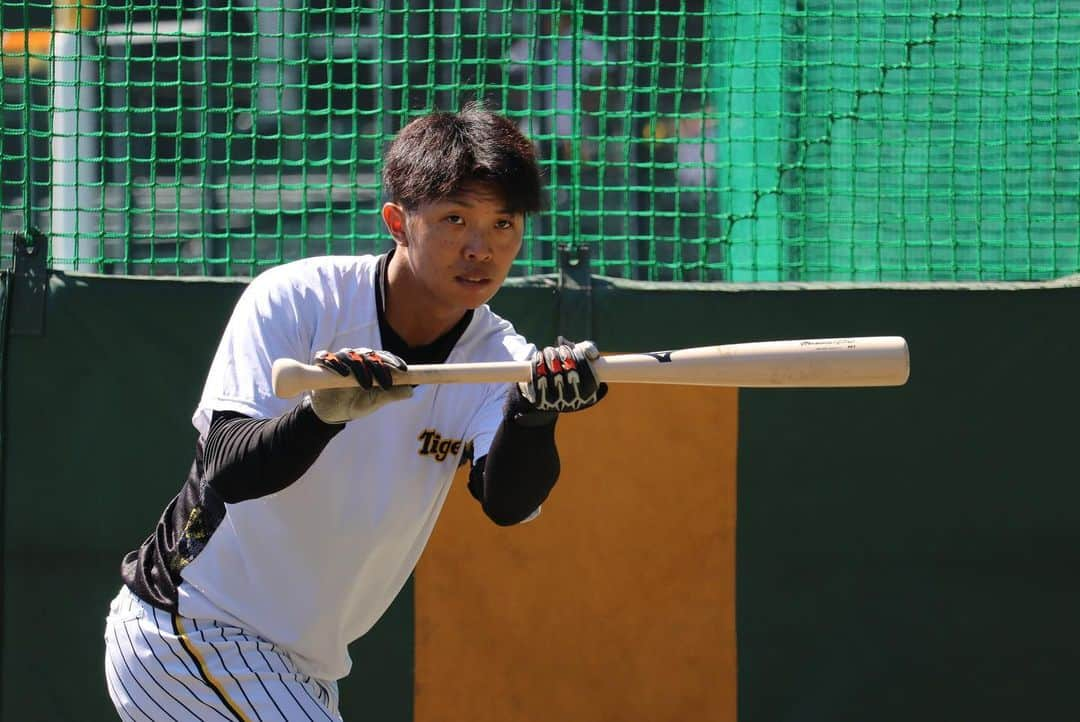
[
  {"xmin": 9, "ymin": 228, "xmax": 49, "ymax": 337},
  {"xmin": 556, "ymin": 243, "xmax": 593, "ymax": 343}
]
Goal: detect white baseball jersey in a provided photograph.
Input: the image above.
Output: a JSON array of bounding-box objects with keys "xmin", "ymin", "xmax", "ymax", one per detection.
[{"xmin": 171, "ymin": 254, "xmax": 533, "ymax": 680}]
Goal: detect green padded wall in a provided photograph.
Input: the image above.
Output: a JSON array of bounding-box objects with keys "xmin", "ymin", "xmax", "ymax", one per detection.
[{"xmin": 4, "ymin": 269, "xmax": 1080, "ymax": 720}]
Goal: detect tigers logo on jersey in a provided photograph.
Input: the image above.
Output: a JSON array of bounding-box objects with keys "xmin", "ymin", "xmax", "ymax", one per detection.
[{"xmin": 417, "ymin": 429, "xmax": 465, "ymax": 462}]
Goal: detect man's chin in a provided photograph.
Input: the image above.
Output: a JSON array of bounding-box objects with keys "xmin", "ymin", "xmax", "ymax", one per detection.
[{"xmin": 461, "ymin": 291, "xmax": 497, "ymax": 309}]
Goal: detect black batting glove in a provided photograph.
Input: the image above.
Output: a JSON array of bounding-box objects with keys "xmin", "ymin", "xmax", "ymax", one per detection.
[
  {"xmin": 516, "ymin": 337, "xmax": 608, "ymax": 415},
  {"xmin": 314, "ymin": 348, "xmax": 405, "ymax": 390},
  {"xmin": 308, "ymin": 348, "xmax": 411, "ymax": 424}
]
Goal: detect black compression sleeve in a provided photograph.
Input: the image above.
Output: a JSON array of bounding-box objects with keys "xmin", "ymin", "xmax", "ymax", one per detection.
[
  {"xmin": 204, "ymin": 402, "xmax": 344, "ymax": 504},
  {"xmin": 468, "ymin": 414, "xmax": 560, "ymax": 526}
]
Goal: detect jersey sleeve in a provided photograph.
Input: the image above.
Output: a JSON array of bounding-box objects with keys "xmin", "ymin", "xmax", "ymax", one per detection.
[
  {"xmin": 464, "ymin": 332, "xmax": 536, "ymax": 461},
  {"xmin": 193, "ymin": 264, "xmax": 316, "ymax": 435}
]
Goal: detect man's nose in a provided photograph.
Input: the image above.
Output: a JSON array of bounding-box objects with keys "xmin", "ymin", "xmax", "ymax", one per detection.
[{"xmin": 464, "ymin": 232, "xmax": 493, "ymax": 261}]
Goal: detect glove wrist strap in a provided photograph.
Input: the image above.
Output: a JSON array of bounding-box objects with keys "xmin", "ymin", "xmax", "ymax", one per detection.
[{"xmin": 506, "ymin": 391, "xmax": 559, "ymax": 428}]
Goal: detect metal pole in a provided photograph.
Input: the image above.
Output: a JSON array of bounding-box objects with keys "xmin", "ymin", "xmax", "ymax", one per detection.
[{"xmin": 50, "ymin": 32, "xmax": 102, "ymax": 272}]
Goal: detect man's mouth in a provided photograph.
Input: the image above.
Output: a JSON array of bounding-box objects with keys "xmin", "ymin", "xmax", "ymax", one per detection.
[{"xmin": 455, "ymin": 275, "xmax": 490, "ymax": 286}]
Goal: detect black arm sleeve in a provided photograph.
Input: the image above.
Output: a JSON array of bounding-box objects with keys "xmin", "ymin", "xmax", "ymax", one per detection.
[
  {"xmin": 467, "ymin": 411, "xmax": 561, "ymax": 526},
  {"xmin": 204, "ymin": 402, "xmax": 345, "ymax": 503}
]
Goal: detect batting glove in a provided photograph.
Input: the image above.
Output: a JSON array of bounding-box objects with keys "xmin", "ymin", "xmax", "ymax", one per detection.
[
  {"xmin": 308, "ymin": 348, "xmax": 412, "ymax": 424},
  {"xmin": 517, "ymin": 337, "xmax": 608, "ymax": 414}
]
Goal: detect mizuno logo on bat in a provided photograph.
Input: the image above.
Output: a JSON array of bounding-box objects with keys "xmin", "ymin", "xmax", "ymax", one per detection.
[{"xmin": 644, "ymin": 351, "xmax": 673, "ymax": 363}]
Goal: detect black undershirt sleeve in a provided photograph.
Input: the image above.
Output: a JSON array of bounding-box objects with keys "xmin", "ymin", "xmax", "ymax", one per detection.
[
  {"xmin": 468, "ymin": 409, "xmax": 561, "ymax": 526},
  {"xmin": 205, "ymin": 395, "xmax": 561, "ymax": 519},
  {"xmin": 203, "ymin": 403, "xmax": 344, "ymax": 504}
]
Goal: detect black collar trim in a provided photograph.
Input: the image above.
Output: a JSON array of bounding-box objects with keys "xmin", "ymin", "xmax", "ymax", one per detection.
[{"xmin": 374, "ymin": 251, "xmax": 475, "ymax": 366}]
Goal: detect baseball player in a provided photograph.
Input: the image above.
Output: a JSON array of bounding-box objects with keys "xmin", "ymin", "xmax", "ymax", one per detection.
[{"xmin": 103, "ymin": 104, "xmax": 607, "ymax": 721}]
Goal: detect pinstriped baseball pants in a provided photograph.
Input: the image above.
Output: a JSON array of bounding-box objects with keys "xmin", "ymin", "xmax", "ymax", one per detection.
[{"xmin": 104, "ymin": 585, "xmax": 343, "ymax": 721}]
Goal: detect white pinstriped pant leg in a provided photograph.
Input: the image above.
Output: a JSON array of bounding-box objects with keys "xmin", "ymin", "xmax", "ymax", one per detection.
[{"xmin": 104, "ymin": 586, "xmax": 342, "ymax": 721}]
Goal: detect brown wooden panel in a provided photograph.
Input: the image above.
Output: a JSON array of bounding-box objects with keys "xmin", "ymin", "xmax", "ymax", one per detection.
[{"xmin": 415, "ymin": 385, "xmax": 738, "ymax": 722}]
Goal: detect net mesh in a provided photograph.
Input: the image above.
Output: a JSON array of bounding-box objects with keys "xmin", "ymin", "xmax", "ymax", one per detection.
[{"xmin": 1, "ymin": 0, "xmax": 1077, "ymax": 280}]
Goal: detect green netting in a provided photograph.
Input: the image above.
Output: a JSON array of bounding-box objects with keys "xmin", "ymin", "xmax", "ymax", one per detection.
[{"xmin": 1, "ymin": 0, "xmax": 1078, "ymax": 280}]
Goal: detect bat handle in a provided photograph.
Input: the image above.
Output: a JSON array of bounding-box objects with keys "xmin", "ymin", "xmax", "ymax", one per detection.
[
  {"xmin": 271, "ymin": 358, "xmax": 534, "ymax": 398},
  {"xmin": 272, "ymin": 358, "xmax": 345, "ymax": 399}
]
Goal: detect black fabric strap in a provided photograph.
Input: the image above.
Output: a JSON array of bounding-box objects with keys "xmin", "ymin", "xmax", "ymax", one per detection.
[{"xmin": 375, "ymin": 250, "xmax": 474, "ymax": 365}]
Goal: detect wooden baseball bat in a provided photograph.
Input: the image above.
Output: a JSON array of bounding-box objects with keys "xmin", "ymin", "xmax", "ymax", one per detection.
[{"xmin": 271, "ymin": 336, "xmax": 909, "ymax": 399}]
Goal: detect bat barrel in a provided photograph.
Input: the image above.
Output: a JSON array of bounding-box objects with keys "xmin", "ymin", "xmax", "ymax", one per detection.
[
  {"xmin": 728, "ymin": 336, "xmax": 909, "ymax": 387},
  {"xmin": 593, "ymin": 336, "xmax": 909, "ymax": 387}
]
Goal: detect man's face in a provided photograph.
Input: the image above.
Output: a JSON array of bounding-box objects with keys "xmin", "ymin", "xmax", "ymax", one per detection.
[{"xmin": 389, "ymin": 186, "xmax": 525, "ymax": 311}]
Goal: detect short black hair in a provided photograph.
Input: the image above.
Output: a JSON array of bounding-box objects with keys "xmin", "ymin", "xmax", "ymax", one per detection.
[{"xmin": 382, "ymin": 102, "xmax": 545, "ymax": 215}]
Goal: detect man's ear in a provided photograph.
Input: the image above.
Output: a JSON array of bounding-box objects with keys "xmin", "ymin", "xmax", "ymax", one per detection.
[{"xmin": 382, "ymin": 203, "xmax": 408, "ymax": 245}]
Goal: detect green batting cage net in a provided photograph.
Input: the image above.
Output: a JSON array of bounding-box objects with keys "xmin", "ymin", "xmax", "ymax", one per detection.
[{"xmin": 1, "ymin": 0, "xmax": 1078, "ymax": 280}]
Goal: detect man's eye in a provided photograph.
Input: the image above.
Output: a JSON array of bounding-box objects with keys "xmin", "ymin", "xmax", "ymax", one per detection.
[
  {"xmin": 446, "ymin": 215, "xmax": 464, "ymax": 225},
  {"xmin": 495, "ymin": 219, "xmax": 514, "ymax": 229}
]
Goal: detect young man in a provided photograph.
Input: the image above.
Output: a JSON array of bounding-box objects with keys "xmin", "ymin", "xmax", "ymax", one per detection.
[{"xmin": 104, "ymin": 105, "xmax": 606, "ymax": 721}]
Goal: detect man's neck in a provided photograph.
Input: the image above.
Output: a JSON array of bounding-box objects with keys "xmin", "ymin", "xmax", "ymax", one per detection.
[{"xmin": 384, "ymin": 252, "xmax": 469, "ymax": 348}]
